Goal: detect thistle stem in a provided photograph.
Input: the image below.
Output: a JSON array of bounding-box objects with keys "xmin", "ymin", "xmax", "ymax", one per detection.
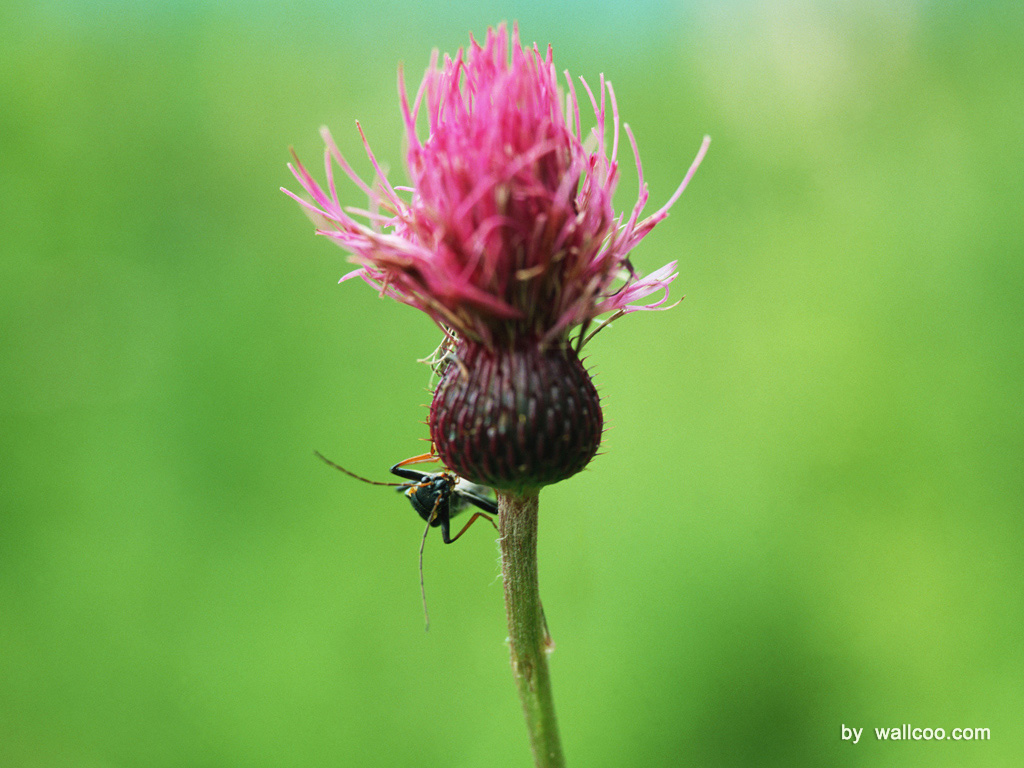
[{"xmin": 497, "ymin": 489, "xmax": 565, "ymax": 768}]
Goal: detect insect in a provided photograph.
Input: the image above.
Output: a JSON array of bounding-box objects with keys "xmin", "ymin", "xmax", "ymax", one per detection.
[{"xmin": 314, "ymin": 450, "xmax": 498, "ymax": 628}]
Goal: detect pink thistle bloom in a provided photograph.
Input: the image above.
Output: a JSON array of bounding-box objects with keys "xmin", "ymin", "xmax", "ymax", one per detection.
[
  {"xmin": 285, "ymin": 24, "xmax": 708, "ymax": 490},
  {"xmin": 284, "ymin": 23, "xmax": 708, "ymax": 350}
]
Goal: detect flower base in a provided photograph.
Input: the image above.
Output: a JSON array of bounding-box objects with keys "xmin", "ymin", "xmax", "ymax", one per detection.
[{"xmin": 430, "ymin": 340, "xmax": 602, "ymax": 491}]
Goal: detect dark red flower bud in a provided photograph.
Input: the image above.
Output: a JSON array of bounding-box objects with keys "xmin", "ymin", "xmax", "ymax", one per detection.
[{"xmin": 430, "ymin": 340, "xmax": 602, "ymax": 491}]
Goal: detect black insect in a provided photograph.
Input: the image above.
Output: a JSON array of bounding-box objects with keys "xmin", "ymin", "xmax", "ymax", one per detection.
[{"xmin": 314, "ymin": 450, "xmax": 498, "ymax": 627}]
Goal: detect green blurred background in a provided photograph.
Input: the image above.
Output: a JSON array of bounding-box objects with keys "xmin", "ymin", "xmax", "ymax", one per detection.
[{"xmin": 2, "ymin": 0, "xmax": 1022, "ymax": 765}]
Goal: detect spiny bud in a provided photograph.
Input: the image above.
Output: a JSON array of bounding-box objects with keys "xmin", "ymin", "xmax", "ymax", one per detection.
[{"xmin": 430, "ymin": 340, "xmax": 602, "ymax": 491}]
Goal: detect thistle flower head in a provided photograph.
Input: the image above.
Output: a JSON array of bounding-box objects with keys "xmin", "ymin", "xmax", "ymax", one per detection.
[
  {"xmin": 285, "ymin": 23, "xmax": 708, "ymax": 350},
  {"xmin": 285, "ymin": 24, "xmax": 707, "ymax": 490}
]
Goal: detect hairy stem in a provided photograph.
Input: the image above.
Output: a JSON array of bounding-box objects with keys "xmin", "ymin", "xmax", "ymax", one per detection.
[{"xmin": 498, "ymin": 489, "xmax": 564, "ymax": 768}]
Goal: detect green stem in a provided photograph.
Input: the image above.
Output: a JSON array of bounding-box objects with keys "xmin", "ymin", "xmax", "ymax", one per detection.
[{"xmin": 497, "ymin": 489, "xmax": 565, "ymax": 768}]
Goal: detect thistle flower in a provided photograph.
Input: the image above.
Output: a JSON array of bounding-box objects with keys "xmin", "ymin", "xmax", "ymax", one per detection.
[
  {"xmin": 288, "ymin": 26, "xmax": 709, "ymax": 766},
  {"xmin": 284, "ymin": 23, "xmax": 708, "ymax": 492}
]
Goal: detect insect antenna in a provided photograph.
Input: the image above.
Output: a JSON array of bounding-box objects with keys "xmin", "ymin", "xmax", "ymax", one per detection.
[
  {"xmin": 419, "ymin": 519, "xmax": 432, "ymax": 632},
  {"xmin": 314, "ymin": 451, "xmax": 403, "ymax": 486},
  {"xmin": 417, "ymin": 491, "xmax": 447, "ymax": 632}
]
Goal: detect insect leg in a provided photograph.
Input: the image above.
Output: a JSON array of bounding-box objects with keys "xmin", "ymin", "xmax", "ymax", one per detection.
[
  {"xmin": 443, "ymin": 511, "xmax": 498, "ymax": 544},
  {"xmin": 391, "ymin": 465, "xmax": 432, "ymax": 483},
  {"xmin": 393, "ymin": 452, "xmax": 439, "ymax": 467},
  {"xmin": 455, "ymin": 489, "xmax": 498, "ymax": 515}
]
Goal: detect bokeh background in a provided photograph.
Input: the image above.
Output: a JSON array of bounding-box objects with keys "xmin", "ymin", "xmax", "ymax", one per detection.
[{"xmin": 2, "ymin": 0, "xmax": 1022, "ymax": 765}]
